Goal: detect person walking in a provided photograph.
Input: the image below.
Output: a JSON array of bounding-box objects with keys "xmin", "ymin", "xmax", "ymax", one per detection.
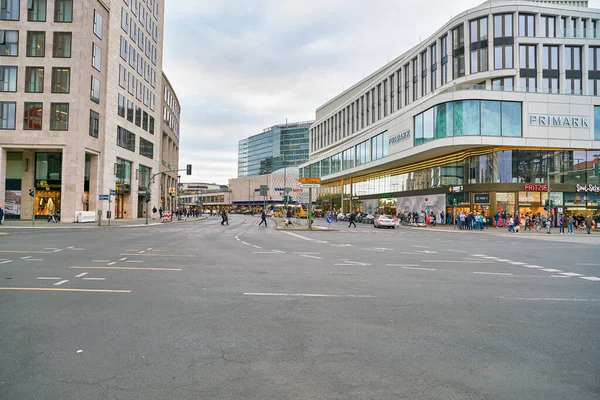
[
  {"xmin": 348, "ymin": 211, "xmax": 357, "ymax": 228},
  {"xmin": 152, "ymin": 206, "xmax": 157, "ymax": 219},
  {"xmin": 0, "ymin": 206, "xmax": 4, "ymax": 225},
  {"xmin": 285, "ymin": 208, "xmax": 294, "ymax": 228},
  {"xmin": 558, "ymin": 214, "xmax": 565, "ymax": 234},
  {"xmin": 568, "ymin": 215, "xmax": 575, "ymax": 234},
  {"xmin": 258, "ymin": 210, "xmax": 267, "ymax": 227},
  {"xmin": 159, "ymin": 207, "xmax": 163, "ymax": 219},
  {"xmin": 221, "ymin": 209, "xmax": 229, "ymax": 225},
  {"xmin": 585, "ymin": 215, "xmax": 593, "ymax": 234}
]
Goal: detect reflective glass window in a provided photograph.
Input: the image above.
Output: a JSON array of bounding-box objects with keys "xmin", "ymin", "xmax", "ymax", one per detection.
[
  {"xmin": 453, "ymin": 100, "xmax": 480, "ymax": 136},
  {"xmin": 501, "ymin": 102, "xmax": 522, "ymax": 137},
  {"xmin": 481, "ymin": 101, "xmax": 501, "ymax": 136}
]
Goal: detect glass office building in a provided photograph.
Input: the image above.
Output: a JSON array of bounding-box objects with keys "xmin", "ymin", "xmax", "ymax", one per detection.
[{"xmin": 238, "ymin": 121, "xmax": 313, "ymax": 177}]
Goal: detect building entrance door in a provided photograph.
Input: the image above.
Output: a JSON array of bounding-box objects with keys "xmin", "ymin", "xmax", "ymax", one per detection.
[
  {"xmin": 138, "ymin": 196, "xmax": 145, "ymax": 218},
  {"xmin": 115, "ymin": 194, "xmax": 124, "ymax": 219}
]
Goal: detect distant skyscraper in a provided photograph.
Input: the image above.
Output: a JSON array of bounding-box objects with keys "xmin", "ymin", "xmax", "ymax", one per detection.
[{"xmin": 238, "ymin": 121, "xmax": 313, "ymax": 177}]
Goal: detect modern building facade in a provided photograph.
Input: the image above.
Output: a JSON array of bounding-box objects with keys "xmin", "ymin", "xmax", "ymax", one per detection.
[
  {"xmin": 159, "ymin": 72, "xmax": 180, "ymax": 212},
  {"xmin": 229, "ymin": 167, "xmax": 303, "ymax": 208},
  {"xmin": 0, "ymin": 0, "xmax": 177, "ymax": 222},
  {"xmin": 237, "ymin": 120, "xmax": 313, "ymax": 177},
  {"xmin": 300, "ymin": 0, "xmax": 600, "ymax": 220}
]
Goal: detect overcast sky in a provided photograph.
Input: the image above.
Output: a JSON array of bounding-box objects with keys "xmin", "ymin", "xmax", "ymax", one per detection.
[{"xmin": 162, "ymin": 0, "xmax": 600, "ymax": 184}]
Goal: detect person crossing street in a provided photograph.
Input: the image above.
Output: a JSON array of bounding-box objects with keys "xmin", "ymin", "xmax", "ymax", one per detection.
[
  {"xmin": 348, "ymin": 212, "xmax": 357, "ymax": 228},
  {"xmin": 259, "ymin": 210, "xmax": 268, "ymax": 227}
]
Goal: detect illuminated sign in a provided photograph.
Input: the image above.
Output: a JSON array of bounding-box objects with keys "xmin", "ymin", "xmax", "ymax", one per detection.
[
  {"xmin": 529, "ymin": 115, "xmax": 589, "ymax": 128},
  {"xmin": 576, "ymin": 184, "xmax": 600, "ymax": 193},
  {"xmin": 388, "ymin": 129, "xmax": 411, "ymax": 145},
  {"xmin": 524, "ymin": 184, "xmax": 548, "ymax": 191}
]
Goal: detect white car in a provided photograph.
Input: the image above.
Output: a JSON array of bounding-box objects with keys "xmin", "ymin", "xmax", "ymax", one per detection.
[{"xmin": 374, "ymin": 215, "xmax": 397, "ymax": 229}]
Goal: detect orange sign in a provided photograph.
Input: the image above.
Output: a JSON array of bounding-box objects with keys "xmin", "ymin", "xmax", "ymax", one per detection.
[{"xmin": 299, "ymin": 178, "xmax": 321, "ymax": 184}]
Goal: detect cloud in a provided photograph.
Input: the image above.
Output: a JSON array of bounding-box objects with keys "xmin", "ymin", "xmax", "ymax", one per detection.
[{"xmin": 162, "ymin": 0, "xmax": 496, "ymax": 184}]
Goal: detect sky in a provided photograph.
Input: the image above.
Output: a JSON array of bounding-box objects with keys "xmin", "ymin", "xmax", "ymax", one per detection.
[{"xmin": 162, "ymin": 0, "xmax": 600, "ymax": 184}]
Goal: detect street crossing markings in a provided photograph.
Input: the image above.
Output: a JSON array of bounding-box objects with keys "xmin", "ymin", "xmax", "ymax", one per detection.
[
  {"xmin": 119, "ymin": 253, "xmax": 196, "ymax": 257},
  {"xmin": 0, "ymin": 287, "xmax": 131, "ymax": 293},
  {"xmin": 509, "ymin": 262, "xmax": 526, "ymax": 265},
  {"xmin": 71, "ymin": 266, "xmax": 182, "ymax": 271},
  {"xmin": 0, "ymin": 250, "xmax": 52, "ymax": 254},
  {"xmin": 580, "ymin": 276, "xmax": 600, "ymax": 281},
  {"xmin": 402, "ymin": 266, "xmax": 437, "ymax": 271},
  {"xmin": 53, "ymin": 280, "xmax": 69, "ymax": 286},
  {"xmin": 74, "ymin": 273, "xmax": 88, "ymax": 278},
  {"xmin": 119, "ymin": 257, "xmax": 127, "ymax": 261},
  {"xmin": 107, "ymin": 262, "xmax": 116, "ymax": 265},
  {"xmin": 299, "ymin": 255, "xmax": 323, "ymax": 259},
  {"xmin": 524, "ymin": 265, "xmax": 544, "ymax": 269},
  {"xmin": 541, "ymin": 268, "xmax": 563, "ymax": 273},
  {"xmin": 559, "ymin": 272, "xmax": 584, "ymax": 277},
  {"xmin": 473, "ymin": 272, "xmax": 513, "ymax": 276},
  {"xmin": 0, "ymin": 260, "xmax": 13, "ymax": 264},
  {"xmin": 499, "ymin": 296, "xmax": 600, "ymax": 302}
]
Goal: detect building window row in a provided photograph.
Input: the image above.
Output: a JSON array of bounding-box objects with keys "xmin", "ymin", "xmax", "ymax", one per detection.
[
  {"xmin": 0, "ymin": 101, "xmax": 69, "ymax": 131},
  {"xmin": 0, "ymin": 0, "xmax": 72, "ymax": 22},
  {"xmin": 117, "ymin": 92, "xmax": 154, "ymax": 134}
]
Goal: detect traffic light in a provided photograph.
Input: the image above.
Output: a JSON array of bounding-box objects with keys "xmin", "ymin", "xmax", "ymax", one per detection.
[
  {"xmin": 544, "ymin": 200, "xmax": 549, "ymax": 211},
  {"xmin": 145, "ymin": 191, "xmax": 151, "ymax": 203},
  {"xmin": 29, "ymin": 188, "xmax": 34, "ymax": 197},
  {"xmin": 186, "ymin": 164, "xmax": 192, "ymax": 175},
  {"xmin": 549, "ymin": 200, "xmax": 555, "ymax": 208}
]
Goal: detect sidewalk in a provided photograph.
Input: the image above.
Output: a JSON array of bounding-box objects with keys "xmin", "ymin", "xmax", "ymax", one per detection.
[{"xmin": 0, "ymin": 216, "xmax": 207, "ymax": 229}]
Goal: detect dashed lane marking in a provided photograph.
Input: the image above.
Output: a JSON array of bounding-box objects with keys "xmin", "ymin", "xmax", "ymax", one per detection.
[
  {"xmin": 300, "ymin": 255, "xmax": 323, "ymax": 259},
  {"xmin": 138, "ymin": 251, "xmax": 145, "ymax": 254},
  {"xmin": 53, "ymin": 280, "xmax": 69, "ymax": 286},
  {"xmin": 107, "ymin": 262, "xmax": 116, "ymax": 266},
  {"xmin": 402, "ymin": 266, "xmax": 437, "ymax": 271},
  {"xmin": 126, "ymin": 260, "xmax": 143, "ymax": 263},
  {"xmin": 0, "ymin": 250, "xmax": 52, "ymax": 254},
  {"xmin": 386, "ymin": 264, "xmax": 420, "ymax": 267},
  {"xmin": 0, "ymin": 287, "xmax": 131, "ymax": 293},
  {"xmin": 82, "ymin": 278, "xmax": 106, "ymax": 281},
  {"xmin": 37, "ymin": 277, "xmax": 62, "ymax": 280},
  {"xmin": 252, "ymin": 245, "xmax": 261, "ymax": 249},
  {"xmin": 559, "ymin": 272, "xmax": 584, "ymax": 277},
  {"xmin": 92, "ymin": 260, "xmax": 110, "ymax": 263},
  {"xmin": 20, "ymin": 256, "xmax": 31, "ymax": 260},
  {"xmin": 243, "ymin": 292, "xmax": 375, "ymax": 298},
  {"xmin": 71, "ymin": 266, "xmax": 182, "ymax": 271},
  {"xmin": 74, "ymin": 273, "xmax": 88, "ymax": 278},
  {"xmin": 473, "ymin": 272, "xmax": 513, "ymax": 276},
  {"xmin": 119, "ymin": 254, "xmax": 196, "ymax": 257},
  {"xmin": 119, "ymin": 257, "xmax": 127, "ymax": 261},
  {"xmin": 580, "ymin": 276, "xmax": 600, "ymax": 281},
  {"xmin": 500, "ymin": 296, "xmax": 600, "ymax": 302}
]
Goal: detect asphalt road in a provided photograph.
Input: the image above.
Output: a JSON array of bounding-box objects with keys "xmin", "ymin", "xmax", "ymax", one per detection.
[{"xmin": 0, "ymin": 216, "xmax": 599, "ymax": 400}]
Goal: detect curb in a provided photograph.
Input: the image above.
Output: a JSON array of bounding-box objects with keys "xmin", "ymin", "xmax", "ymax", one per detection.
[{"xmin": 0, "ymin": 217, "xmax": 207, "ymax": 230}]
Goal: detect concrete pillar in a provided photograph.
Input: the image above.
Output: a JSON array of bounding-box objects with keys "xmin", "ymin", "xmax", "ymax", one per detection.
[{"xmin": 0, "ymin": 148, "xmax": 6, "ymax": 211}]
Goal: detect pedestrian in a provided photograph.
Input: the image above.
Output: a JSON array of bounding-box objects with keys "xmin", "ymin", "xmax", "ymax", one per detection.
[
  {"xmin": 221, "ymin": 209, "xmax": 229, "ymax": 225},
  {"xmin": 585, "ymin": 215, "xmax": 593, "ymax": 234},
  {"xmin": 159, "ymin": 207, "xmax": 163, "ymax": 219},
  {"xmin": 258, "ymin": 210, "xmax": 267, "ymax": 227},
  {"xmin": 558, "ymin": 214, "xmax": 565, "ymax": 234},
  {"xmin": 0, "ymin": 206, "xmax": 4, "ymax": 225},
  {"xmin": 152, "ymin": 206, "xmax": 157, "ymax": 219},
  {"xmin": 348, "ymin": 211, "xmax": 357, "ymax": 228},
  {"xmin": 568, "ymin": 215, "xmax": 575, "ymax": 234},
  {"xmin": 285, "ymin": 208, "xmax": 294, "ymax": 228}
]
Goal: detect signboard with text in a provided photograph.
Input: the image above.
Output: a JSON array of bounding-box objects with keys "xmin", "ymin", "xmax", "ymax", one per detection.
[{"xmin": 299, "ymin": 177, "xmax": 321, "ymax": 184}]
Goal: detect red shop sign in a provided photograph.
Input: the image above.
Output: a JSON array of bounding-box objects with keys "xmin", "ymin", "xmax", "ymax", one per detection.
[{"xmin": 523, "ymin": 183, "xmax": 548, "ymax": 191}]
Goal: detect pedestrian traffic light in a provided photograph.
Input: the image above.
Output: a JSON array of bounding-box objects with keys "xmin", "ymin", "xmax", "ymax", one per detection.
[
  {"xmin": 544, "ymin": 200, "xmax": 549, "ymax": 211},
  {"xmin": 186, "ymin": 164, "xmax": 192, "ymax": 175},
  {"xmin": 29, "ymin": 188, "xmax": 34, "ymax": 197},
  {"xmin": 145, "ymin": 192, "xmax": 151, "ymax": 203},
  {"xmin": 452, "ymin": 198, "xmax": 457, "ymax": 206}
]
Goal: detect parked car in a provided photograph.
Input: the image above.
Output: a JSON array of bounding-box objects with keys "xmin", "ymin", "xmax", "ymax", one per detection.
[
  {"xmin": 374, "ymin": 214, "xmax": 396, "ymax": 229},
  {"xmin": 362, "ymin": 214, "xmax": 375, "ymax": 224}
]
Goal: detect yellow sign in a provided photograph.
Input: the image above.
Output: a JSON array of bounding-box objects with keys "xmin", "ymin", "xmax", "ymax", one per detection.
[{"xmin": 299, "ymin": 178, "xmax": 321, "ymax": 184}]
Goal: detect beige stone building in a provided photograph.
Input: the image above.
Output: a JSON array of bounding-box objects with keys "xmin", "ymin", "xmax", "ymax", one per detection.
[
  {"xmin": 159, "ymin": 71, "xmax": 179, "ymax": 211},
  {"xmin": 0, "ymin": 0, "xmax": 179, "ymax": 222}
]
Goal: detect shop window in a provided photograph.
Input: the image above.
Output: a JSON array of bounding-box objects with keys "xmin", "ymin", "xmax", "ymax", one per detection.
[
  {"xmin": 342, "ymin": 148, "xmax": 354, "ymax": 170},
  {"xmin": 115, "ymin": 158, "xmax": 131, "ymax": 194},
  {"xmin": 434, "ymin": 102, "xmax": 453, "ymax": 139},
  {"xmin": 501, "ymin": 102, "xmax": 522, "ymax": 137}
]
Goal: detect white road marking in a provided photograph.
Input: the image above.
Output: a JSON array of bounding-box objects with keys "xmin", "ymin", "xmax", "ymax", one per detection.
[
  {"xmin": 338, "ymin": 260, "xmax": 371, "ymax": 266},
  {"xmin": 271, "ymin": 250, "xmax": 285, "ymax": 253},
  {"xmin": 495, "ymin": 259, "xmax": 512, "ymax": 262},
  {"xmin": 293, "ymin": 252, "xmax": 320, "ymax": 254},
  {"xmin": 386, "ymin": 264, "xmax": 420, "ymax": 267},
  {"xmin": 580, "ymin": 276, "xmax": 600, "ymax": 281},
  {"xmin": 482, "ymin": 256, "xmax": 500, "ymax": 260},
  {"xmin": 550, "ymin": 275, "xmax": 570, "ymax": 278},
  {"xmin": 448, "ymin": 249, "xmax": 467, "ymax": 254},
  {"xmin": 541, "ymin": 268, "xmax": 563, "ymax": 273},
  {"xmin": 500, "ymin": 296, "xmax": 600, "ymax": 302},
  {"xmin": 20, "ymin": 256, "xmax": 31, "ymax": 260},
  {"xmin": 280, "ymin": 231, "xmax": 315, "ymax": 241},
  {"xmin": 77, "ymin": 350, "xmax": 83, "ymax": 353},
  {"xmin": 524, "ymin": 265, "xmax": 544, "ymax": 269},
  {"xmin": 126, "ymin": 260, "xmax": 143, "ymax": 263},
  {"xmin": 330, "ymin": 244, "xmax": 354, "ymax": 247},
  {"xmin": 138, "ymin": 251, "xmax": 145, "ymax": 254},
  {"xmin": 119, "ymin": 257, "xmax": 127, "ymax": 261},
  {"xmin": 474, "ymin": 272, "xmax": 513, "ymax": 276},
  {"xmin": 37, "ymin": 277, "xmax": 62, "ymax": 280},
  {"xmin": 44, "ymin": 248, "xmax": 59, "ymax": 250},
  {"xmin": 147, "ymin": 248, "xmax": 152, "ymax": 250},
  {"xmin": 153, "ymin": 250, "xmax": 166, "ymax": 252},
  {"xmin": 53, "ymin": 249, "xmax": 62, "ymax": 252},
  {"xmin": 92, "ymin": 260, "xmax": 110, "ymax": 263},
  {"xmin": 70, "ymin": 248, "xmax": 84, "ymax": 251},
  {"xmin": 253, "ymin": 251, "xmax": 279, "ymax": 254},
  {"xmin": 82, "ymin": 277, "xmax": 106, "ymax": 281},
  {"xmin": 471, "ymin": 254, "xmax": 487, "ymax": 257},
  {"xmin": 67, "ymin": 246, "xmax": 74, "ymax": 249},
  {"xmin": 53, "ymin": 280, "xmax": 69, "ymax": 286},
  {"xmin": 241, "ymin": 242, "xmax": 250, "ymax": 246},
  {"xmin": 509, "ymin": 262, "xmax": 526, "ymax": 265},
  {"xmin": 416, "ymin": 250, "xmax": 438, "ymax": 254},
  {"xmin": 107, "ymin": 262, "xmax": 116, "ymax": 266},
  {"xmin": 75, "ymin": 273, "xmax": 88, "ymax": 278},
  {"xmin": 421, "ymin": 260, "xmax": 494, "ymax": 264},
  {"xmin": 402, "ymin": 266, "xmax": 436, "ymax": 271},
  {"xmin": 243, "ymin": 292, "xmax": 375, "ymax": 298},
  {"xmin": 576, "ymin": 263, "xmax": 599, "ymax": 266},
  {"xmin": 400, "ymin": 252, "xmax": 419, "ymax": 255},
  {"xmin": 300, "ymin": 255, "xmax": 323, "ymax": 259},
  {"xmin": 0, "ymin": 260, "xmax": 13, "ymax": 264},
  {"xmin": 252, "ymin": 245, "xmax": 261, "ymax": 249},
  {"xmin": 25, "ymin": 258, "xmax": 42, "ymax": 261},
  {"xmin": 411, "ymin": 245, "xmax": 430, "ymax": 248},
  {"xmin": 315, "ymin": 240, "xmax": 328, "ymax": 244},
  {"xmin": 559, "ymin": 272, "xmax": 584, "ymax": 277}
]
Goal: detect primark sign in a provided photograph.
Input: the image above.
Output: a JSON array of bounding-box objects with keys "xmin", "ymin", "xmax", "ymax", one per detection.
[
  {"xmin": 389, "ymin": 129, "xmax": 411, "ymax": 146},
  {"xmin": 529, "ymin": 114, "xmax": 589, "ymax": 128}
]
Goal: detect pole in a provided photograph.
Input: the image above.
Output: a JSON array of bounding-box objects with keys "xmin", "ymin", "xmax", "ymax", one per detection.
[
  {"xmin": 547, "ymin": 162, "xmax": 551, "ymax": 234},
  {"xmin": 248, "ymin": 180, "xmax": 250, "ymax": 211},
  {"xmin": 308, "ymin": 188, "xmax": 313, "ymax": 229},
  {"xmin": 32, "ymin": 187, "xmax": 36, "ymax": 226},
  {"xmin": 145, "ymin": 190, "xmax": 149, "ymax": 225}
]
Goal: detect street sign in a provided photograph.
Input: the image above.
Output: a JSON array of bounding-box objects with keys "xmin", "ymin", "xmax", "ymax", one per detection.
[
  {"xmin": 299, "ymin": 183, "xmax": 321, "ymax": 188},
  {"xmin": 99, "ymin": 194, "xmax": 109, "ymax": 201},
  {"xmin": 326, "ymin": 216, "xmax": 333, "ymax": 224},
  {"xmin": 259, "ymin": 185, "xmax": 268, "ymax": 196},
  {"xmin": 299, "ymin": 177, "xmax": 321, "ymax": 184},
  {"xmin": 109, "ymin": 189, "xmax": 116, "ymax": 196},
  {"xmin": 298, "ymin": 192, "xmax": 309, "ymax": 204}
]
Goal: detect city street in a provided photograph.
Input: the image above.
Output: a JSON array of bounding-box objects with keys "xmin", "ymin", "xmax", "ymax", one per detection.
[{"xmin": 0, "ymin": 217, "xmax": 599, "ymax": 400}]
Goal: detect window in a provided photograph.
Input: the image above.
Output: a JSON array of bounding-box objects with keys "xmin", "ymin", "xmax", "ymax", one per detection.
[
  {"xmin": 90, "ymin": 76, "xmax": 100, "ymax": 103},
  {"xmin": 565, "ymin": 46, "xmax": 582, "ymax": 94},
  {"xmin": 54, "ymin": 0, "xmax": 72, "ymax": 22},
  {"xmin": 412, "ymin": 57, "xmax": 418, "ymax": 101},
  {"xmin": 128, "ymin": 72, "xmax": 135, "ymax": 94},
  {"xmin": 454, "ymin": 100, "xmax": 480, "ymax": 136},
  {"xmin": 24, "ymin": 102, "xmax": 43, "ymax": 130},
  {"xmin": 440, "ymin": 35, "xmax": 448, "ymax": 85},
  {"xmin": 50, "ymin": 103, "xmax": 69, "ymax": 130},
  {"xmin": 120, "ymin": 36, "xmax": 127, "ymax": 60},
  {"xmin": 51, "ymin": 67, "xmax": 70, "ymax": 93},
  {"xmin": 52, "ymin": 32, "xmax": 71, "ymax": 57},
  {"xmin": 596, "ymin": 106, "xmax": 600, "ymax": 140},
  {"xmin": 430, "ymin": 43, "xmax": 437, "ymax": 91},
  {"xmin": 494, "ymin": 45, "xmax": 513, "ymax": 69},
  {"xmin": 519, "ymin": 13, "xmax": 534, "ymax": 37},
  {"xmin": 137, "ymin": 54, "xmax": 143, "ymax": 75},
  {"xmin": 126, "ymin": 100, "xmax": 134, "ymax": 122},
  {"xmin": 0, "ymin": 101, "xmax": 16, "ymax": 129},
  {"xmin": 28, "ymin": 0, "xmax": 46, "ymax": 21},
  {"xmin": 93, "ymin": 10, "xmax": 103, "ymax": 39},
  {"xmin": 371, "ymin": 132, "xmax": 388, "ymax": 161},
  {"xmin": 117, "ymin": 126, "xmax": 135, "ymax": 151},
  {"xmin": 470, "ymin": 17, "xmax": 488, "ymax": 73},
  {"xmin": 92, "ymin": 43, "xmax": 102, "ymax": 70},
  {"xmin": 342, "ymin": 148, "xmax": 354, "ymax": 170},
  {"xmin": 492, "ymin": 77, "xmax": 514, "ymax": 91},
  {"xmin": 421, "ymin": 51, "xmax": 427, "ymax": 96},
  {"xmin": 0, "ymin": 66, "xmax": 17, "ymax": 92},
  {"xmin": 453, "ymin": 24, "xmax": 465, "ymax": 79},
  {"xmin": 89, "ymin": 110, "xmax": 99, "ymax": 137},
  {"xmin": 139, "ymin": 138, "xmax": 153, "ymax": 158},
  {"xmin": 404, "ymin": 65, "xmax": 409, "ymax": 105},
  {"xmin": 494, "ymin": 14, "xmax": 513, "ymax": 38},
  {"xmin": 119, "ymin": 65, "xmax": 126, "ymax": 88},
  {"xmin": 542, "ymin": 45, "xmax": 559, "ymax": 93},
  {"xmin": 540, "ymin": 15, "xmax": 556, "ymax": 37},
  {"xmin": 1, "ymin": 0, "xmax": 19, "ymax": 20},
  {"xmin": 25, "ymin": 66, "xmax": 43, "ymax": 92},
  {"xmin": 149, "ymin": 116, "xmax": 154, "ymax": 134},
  {"xmin": 26, "ymin": 31, "xmax": 45, "ymax": 57},
  {"xmin": 355, "ymin": 140, "xmax": 370, "ymax": 166},
  {"xmin": 142, "ymin": 111, "xmax": 148, "ymax": 130},
  {"xmin": 136, "ymin": 80, "xmax": 142, "ymax": 100},
  {"xmin": 117, "ymin": 94, "xmax": 125, "ymax": 117},
  {"xmin": 588, "ymin": 47, "xmax": 600, "ymax": 96},
  {"xmin": 0, "ymin": 30, "xmax": 19, "ymax": 56},
  {"xmin": 128, "ymin": 45, "xmax": 135, "ymax": 67},
  {"xmin": 519, "ymin": 44, "xmax": 536, "ymax": 92},
  {"xmin": 135, "ymin": 105, "xmax": 141, "ymax": 126},
  {"xmin": 121, "ymin": 7, "xmax": 128, "ymax": 31}
]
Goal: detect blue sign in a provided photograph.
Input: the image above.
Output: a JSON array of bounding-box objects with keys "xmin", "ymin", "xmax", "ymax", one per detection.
[
  {"xmin": 109, "ymin": 189, "xmax": 116, "ymax": 196},
  {"xmin": 326, "ymin": 216, "xmax": 333, "ymax": 224},
  {"xmin": 99, "ymin": 194, "xmax": 109, "ymax": 201}
]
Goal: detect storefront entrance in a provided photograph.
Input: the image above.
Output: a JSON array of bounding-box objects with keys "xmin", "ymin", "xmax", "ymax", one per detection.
[{"xmin": 115, "ymin": 194, "xmax": 125, "ymax": 219}]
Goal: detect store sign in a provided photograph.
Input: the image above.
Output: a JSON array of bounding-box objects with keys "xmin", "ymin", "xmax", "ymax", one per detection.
[
  {"xmin": 576, "ymin": 184, "xmax": 600, "ymax": 193},
  {"xmin": 388, "ymin": 129, "xmax": 411, "ymax": 146},
  {"xmin": 449, "ymin": 185, "xmax": 464, "ymax": 193},
  {"xmin": 529, "ymin": 115, "xmax": 589, "ymax": 128},
  {"xmin": 473, "ymin": 193, "xmax": 490, "ymax": 204},
  {"xmin": 524, "ymin": 183, "xmax": 548, "ymax": 191}
]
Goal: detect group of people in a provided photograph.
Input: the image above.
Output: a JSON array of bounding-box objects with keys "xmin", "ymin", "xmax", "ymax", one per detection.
[{"xmin": 456, "ymin": 212, "xmax": 488, "ymax": 230}]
